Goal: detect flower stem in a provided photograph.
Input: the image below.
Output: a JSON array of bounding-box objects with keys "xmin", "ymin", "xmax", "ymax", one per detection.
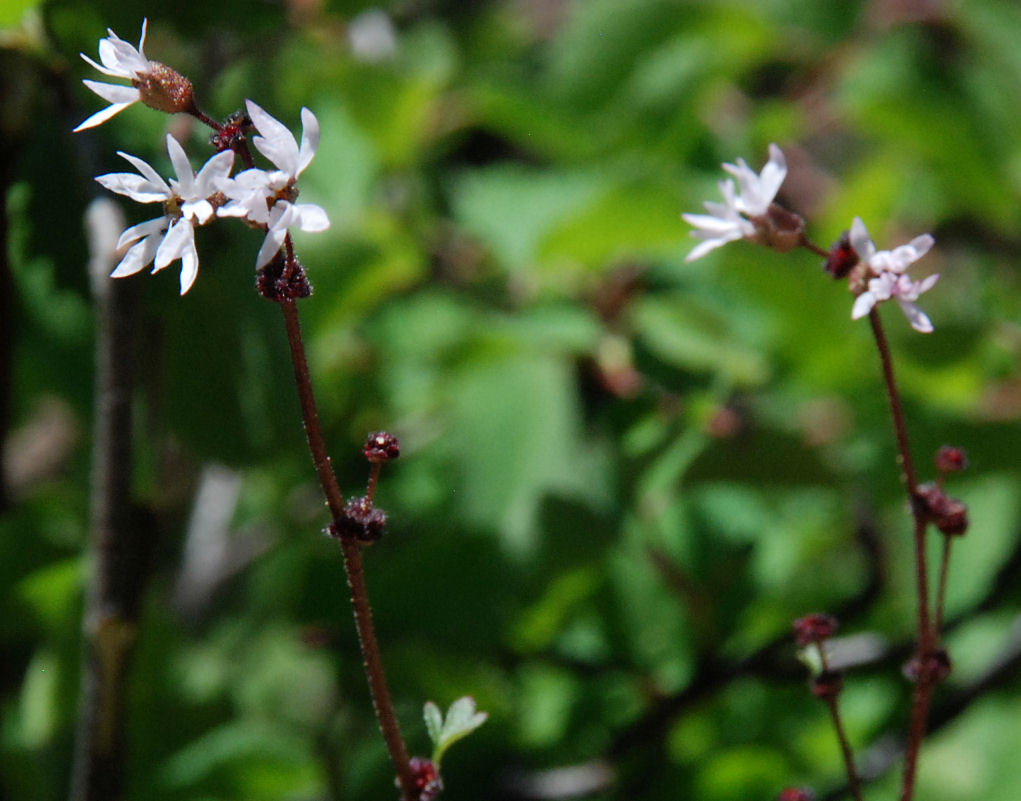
[
  {"xmin": 278, "ymin": 298, "xmax": 416, "ymax": 801},
  {"xmin": 867, "ymin": 309, "xmax": 938, "ymax": 801},
  {"xmin": 935, "ymin": 535, "xmax": 953, "ymax": 642},
  {"xmin": 816, "ymin": 645, "xmax": 864, "ymax": 801}
]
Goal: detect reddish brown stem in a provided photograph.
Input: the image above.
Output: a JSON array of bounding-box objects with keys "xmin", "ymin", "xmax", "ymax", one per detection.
[
  {"xmin": 935, "ymin": 535, "xmax": 953, "ymax": 634},
  {"xmin": 815, "ymin": 644, "xmax": 863, "ymax": 801},
  {"xmin": 278, "ymin": 298, "xmax": 416, "ymax": 801},
  {"xmin": 867, "ymin": 309, "xmax": 940, "ymax": 801}
]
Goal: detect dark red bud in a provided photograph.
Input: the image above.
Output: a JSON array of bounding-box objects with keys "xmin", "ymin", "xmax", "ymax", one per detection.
[
  {"xmin": 364, "ymin": 431, "xmax": 400, "ymax": 462},
  {"xmin": 256, "ymin": 251, "xmax": 313, "ymax": 301},
  {"xmin": 823, "ymin": 231, "xmax": 858, "ymax": 279},
  {"xmin": 915, "ymin": 483, "xmax": 969, "ymax": 536},
  {"xmin": 793, "ymin": 613, "xmax": 839, "ymax": 646},
  {"xmin": 935, "ymin": 445, "xmax": 969, "ymax": 474},
  {"xmin": 211, "ymin": 109, "xmax": 251, "ymax": 153},
  {"xmin": 408, "ymin": 757, "xmax": 443, "ymax": 801},
  {"xmin": 328, "ymin": 496, "xmax": 387, "ymax": 543},
  {"xmin": 903, "ymin": 648, "xmax": 952, "ymax": 684}
]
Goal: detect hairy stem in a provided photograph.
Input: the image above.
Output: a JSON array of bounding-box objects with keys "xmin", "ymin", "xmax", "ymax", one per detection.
[
  {"xmin": 278, "ymin": 298, "xmax": 416, "ymax": 800},
  {"xmin": 867, "ymin": 309, "xmax": 938, "ymax": 801}
]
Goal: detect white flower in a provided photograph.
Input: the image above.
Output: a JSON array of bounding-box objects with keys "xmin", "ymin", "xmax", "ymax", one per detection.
[
  {"xmin": 848, "ymin": 217, "xmax": 938, "ymax": 333},
  {"xmin": 74, "ymin": 20, "xmax": 152, "ymax": 132},
  {"xmin": 681, "ymin": 179, "xmax": 753, "ymax": 262},
  {"xmin": 218, "ymin": 100, "xmax": 330, "ymax": 268},
  {"xmin": 682, "ymin": 144, "xmax": 787, "ymax": 261},
  {"xmin": 723, "ymin": 143, "xmax": 787, "ymax": 216},
  {"xmin": 96, "ymin": 134, "xmax": 234, "ymax": 294}
]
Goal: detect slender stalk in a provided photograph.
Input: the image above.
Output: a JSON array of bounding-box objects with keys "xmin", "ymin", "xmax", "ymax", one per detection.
[
  {"xmin": 816, "ymin": 645, "xmax": 864, "ymax": 801},
  {"xmin": 935, "ymin": 535, "xmax": 953, "ymax": 634},
  {"xmin": 278, "ymin": 298, "xmax": 416, "ymax": 801},
  {"xmin": 866, "ymin": 309, "xmax": 939, "ymax": 801},
  {"xmin": 824, "ymin": 696, "xmax": 864, "ymax": 801}
]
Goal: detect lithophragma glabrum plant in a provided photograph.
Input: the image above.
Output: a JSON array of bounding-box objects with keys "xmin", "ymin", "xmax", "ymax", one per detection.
[
  {"xmin": 684, "ymin": 145, "xmax": 969, "ymax": 801},
  {"xmin": 71, "ymin": 19, "xmax": 484, "ymax": 801}
]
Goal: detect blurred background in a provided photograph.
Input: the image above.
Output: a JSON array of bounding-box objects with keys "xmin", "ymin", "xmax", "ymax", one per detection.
[{"xmin": 2, "ymin": 0, "xmax": 1021, "ymax": 799}]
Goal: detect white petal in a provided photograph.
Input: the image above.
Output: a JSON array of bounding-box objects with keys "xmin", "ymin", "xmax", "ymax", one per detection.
[
  {"xmin": 898, "ymin": 300, "xmax": 933, "ymax": 333},
  {"xmin": 80, "ymin": 52, "xmax": 128, "ymax": 79},
  {"xmin": 297, "ymin": 107, "xmax": 320, "ymax": 176},
  {"xmin": 154, "ymin": 218, "xmax": 195, "ymax": 271},
  {"xmin": 81, "ymin": 80, "xmax": 139, "ymax": 105},
  {"xmin": 116, "ymin": 151, "xmax": 170, "ymax": 192},
  {"xmin": 851, "ymin": 291, "xmax": 877, "ymax": 320},
  {"xmin": 849, "ymin": 217, "xmax": 874, "ymax": 261},
  {"xmin": 182, "ymin": 199, "xmax": 215, "ymax": 224},
  {"xmin": 255, "ymin": 226, "xmax": 288, "ymax": 268},
  {"xmin": 907, "ymin": 233, "xmax": 934, "ymax": 259},
  {"xmin": 685, "ymin": 236, "xmax": 734, "ymax": 262},
  {"xmin": 116, "ymin": 217, "xmax": 167, "ymax": 250},
  {"xmin": 73, "ymin": 101, "xmax": 134, "ymax": 132},
  {"xmin": 915, "ymin": 273, "xmax": 939, "ymax": 294},
  {"xmin": 166, "ymin": 134, "xmax": 196, "ymax": 198},
  {"xmin": 111, "ymin": 233, "xmax": 160, "ymax": 277},
  {"xmin": 194, "ymin": 150, "xmax": 235, "ymax": 196},
  {"xmin": 293, "ymin": 203, "xmax": 330, "ymax": 232},
  {"xmin": 682, "ymin": 212, "xmax": 744, "ymax": 234},
  {"xmin": 178, "ymin": 246, "xmax": 200, "ymax": 294},
  {"xmin": 246, "ymin": 99, "xmax": 300, "ymax": 176},
  {"xmin": 757, "ymin": 143, "xmax": 787, "ymax": 204},
  {"xmin": 96, "ymin": 172, "xmax": 170, "ymax": 203}
]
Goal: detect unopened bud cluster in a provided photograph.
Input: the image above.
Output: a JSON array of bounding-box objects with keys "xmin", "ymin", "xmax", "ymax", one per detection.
[{"xmin": 326, "ymin": 432, "xmax": 401, "ymax": 545}]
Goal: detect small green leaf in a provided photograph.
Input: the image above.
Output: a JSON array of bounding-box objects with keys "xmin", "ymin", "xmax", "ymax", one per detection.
[
  {"xmin": 423, "ymin": 700, "xmax": 444, "ymax": 748},
  {"xmin": 426, "ymin": 696, "xmax": 488, "ymax": 768}
]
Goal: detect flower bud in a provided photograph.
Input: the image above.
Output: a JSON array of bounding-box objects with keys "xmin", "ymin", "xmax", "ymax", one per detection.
[
  {"xmin": 408, "ymin": 757, "xmax": 443, "ymax": 801},
  {"xmin": 328, "ymin": 496, "xmax": 387, "ymax": 543},
  {"xmin": 793, "ymin": 613, "xmax": 839, "ymax": 647},
  {"xmin": 903, "ymin": 648, "xmax": 951, "ymax": 684},
  {"xmin": 823, "ymin": 230, "xmax": 858, "ymax": 279},
  {"xmin": 134, "ymin": 62, "xmax": 195, "ymax": 115},
  {"xmin": 915, "ymin": 483, "xmax": 969, "ymax": 536},
  {"xmin": 364, "ymin": 431, "xmax": 400, "ymax": 463},
  {"xmin": 935, "ymin": 445, "xmax": 968, "ymax": 475}
]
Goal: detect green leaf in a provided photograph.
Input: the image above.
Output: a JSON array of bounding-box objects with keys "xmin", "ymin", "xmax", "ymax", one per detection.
[{"xmin": 426, "ymin": 696, "xmax": 488, "ymax": 768}]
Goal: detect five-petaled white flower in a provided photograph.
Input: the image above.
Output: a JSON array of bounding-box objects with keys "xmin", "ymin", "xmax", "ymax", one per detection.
[
  {"xmin": 75, "ymin": 20, "xmax": 152, "ymax": 132},
  {"xmin": 682, "ymin": 143, "xmax": 787, "ymax": 261},
  {"xmin": 96, "ymin": 134, "xmax": 234, "ymax": 294},
  {"xmin": 848, "ymin": 217, "xmax": 938, "ymax": 333},
  {"xmin": 218, "ymin": 99, "xmax": 330, "ymax": 268}
]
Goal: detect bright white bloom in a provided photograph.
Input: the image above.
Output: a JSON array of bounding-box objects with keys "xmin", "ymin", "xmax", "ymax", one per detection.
[
  {"xmin": 681, "ymin": 179, "xmax": 753, "ymax": 261},
  {"xmin": 218, "ymin": 100, "xmax": 330, "ymax": 268},
  {"xmin": 723, "ymin": 143, "xmax": 787, "ymax": 216},
  {"xmin": 74, "ymin": 20, "xmax": 152, "ymax": 132},
  {"xmin": 848, "ymin": 217, "xmax": 938, "ymax": 333},
  {"xmin": 682, "ymin": 144, "xmax": 787, "ymax": 261},
  {"xmin": 96, "ymin": 134, "xmax": 234, "ymax": 294}
]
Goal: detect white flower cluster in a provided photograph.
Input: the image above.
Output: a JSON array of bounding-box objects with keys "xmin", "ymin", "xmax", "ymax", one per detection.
[
  {"xmin": 683, "ymin": 145, "xmax": 939, "ymax": 332},
  {"xmin": 76, "ymin": 23, "xmax": 330, "ymax": 295}
]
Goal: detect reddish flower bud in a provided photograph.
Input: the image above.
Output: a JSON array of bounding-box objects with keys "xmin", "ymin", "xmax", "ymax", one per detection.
[
  {"xmin": 935, "ymin": 445, "xmax": 969, "ymax": 475},
  {"xmin": 256, "ymin": 251, "xmax": 313, "ymax": 301},
  {"xmin": 364, "ymin": 431, "xmax": 400, "ymax": 462},
  {"xmin": 408, "ymin": 757, "xmax": 443, "ymax": 801},
  {"xmin": 793, "ymin": 613, "xmax": 839, "ymax": 646},
  {"xmin": 915, "ymin": 483, "xmax": 969, "ymax": 536},
  {"xmin": 134, "ymin": 62, "xmax": 195, "ymax": 115},
  {"xmin": 777, "ymin": 787, "xmax": 816, "ymax": 801},
  {"xmin": 810, "ymin": 669, "xmax": 843, "ymax": 700},
  {"xmin": 211, "ymin": 109, "xmax": 251, "ymax": 153},
  {"xmin": 903, "ymin": 648, "xmax": 952, "ymax": 684},
  {"xmin": 823, "ymin": 230, "xmax": 858, "ymax": 279},
  {"xmin": 328, "ymin": 496, "xmax": 387, "ymax": 543}
]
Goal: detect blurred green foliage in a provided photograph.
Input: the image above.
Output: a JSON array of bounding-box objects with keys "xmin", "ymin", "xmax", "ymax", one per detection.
[{"xmin": 3, "ymin": 1, "xmax": 1021, "ymax": 800}]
